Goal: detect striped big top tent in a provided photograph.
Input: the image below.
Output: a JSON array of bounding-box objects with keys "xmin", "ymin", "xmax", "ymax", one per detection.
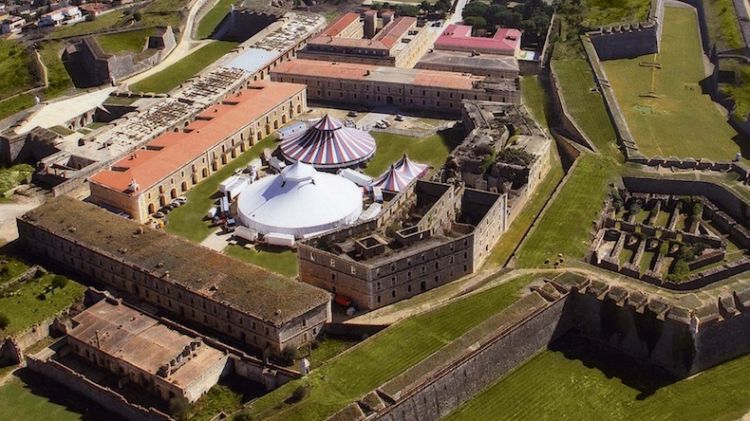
[
  {"xmin": 280, "ymin": 114, "xmax": 376, "ymax": 169},
  {"xmin": 371, "ymin": 154, "xmax": 430, "ymax": 192}
]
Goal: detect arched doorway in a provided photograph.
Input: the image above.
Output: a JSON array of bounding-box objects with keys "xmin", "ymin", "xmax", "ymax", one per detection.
[
  {"xmin": 148, "ymin": 203, "xmax": 155, "ymax": 214},
  {"xmin": 386, "ymin": 96, "xmax": 394, "ymax": 105},
  {"xmin": 170, "ymin": 189, "xmax": 177, "ymax": 199},
  {"xmin": 181, "ymin": 181, "xmax": 188, "ymax": 192}
]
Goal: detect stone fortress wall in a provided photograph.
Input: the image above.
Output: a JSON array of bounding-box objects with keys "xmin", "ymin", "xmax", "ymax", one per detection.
[{"xmin": 587, "ymin": 0, "xmax": 665, "ymax": 61}]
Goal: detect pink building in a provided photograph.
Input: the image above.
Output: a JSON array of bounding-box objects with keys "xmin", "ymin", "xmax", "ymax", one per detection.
[{"xmin": 435, "ymin": 24, "xmax": 521, "ymax": 57}]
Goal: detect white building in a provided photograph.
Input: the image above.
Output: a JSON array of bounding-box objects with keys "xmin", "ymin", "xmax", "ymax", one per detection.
[
  {"xmin": 1, "ymin": 16, "xmax": 25, "ymax": 34},
  {"xmin": 38, "ymin": 6, "xmax": 83, "ymax": 27}
]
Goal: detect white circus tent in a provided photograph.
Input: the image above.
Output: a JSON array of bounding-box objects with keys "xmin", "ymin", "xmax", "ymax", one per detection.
[
  {"xmin": 370, "ymin": 154, "xmax": 429, "ymax": 192},
  {"xmin": 236, "ymin": 162, "xmax": 363, "ymax": 238},
  {"xmin": 280, "ymin": 114, "xmax": 376, "ymax": 169}
]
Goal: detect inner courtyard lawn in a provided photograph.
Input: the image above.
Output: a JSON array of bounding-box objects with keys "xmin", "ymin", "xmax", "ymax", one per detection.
[
  {"xmin": 130, "ymin": 41, "xmax": 238, "ymax": 93},
  {"xmin": 0, "ymin": 274, "xmax": 84, "ymax": 336},
  {"xmin": 364, "ymin": 127, "xmax": 463, "ymax": 177},
  {"xmin": 447, "ymin": 335, "xmax": 750, "ymax": 421},
  {"xmin": 165, "ymin": 136, "xmax": 276, "ymax": 242},
  {"xmin": 0, "ymin": 40, "xmax": 37, "ymax": 101},
  {"xmin": 582, "ymin": 0, "xmax": 652, "ymax": 28},
  {"xmin": 602, "ymin": 6, "xmax": 745, "ymax": 161},
  {"xmin": 95, "ymin": 28, "xmax": 156, "ymax": 55},
  {"xmin": 246, "ymin": 274, "xmax": 537, "ymax": 421}
]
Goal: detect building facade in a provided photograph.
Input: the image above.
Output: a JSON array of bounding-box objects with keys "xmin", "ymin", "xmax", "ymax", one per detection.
[
  {"xmin": 271, "ymin": 59, "xmax": 519, "ymax": 116},
  {"xmin": 18, "ymin": 197, "xmax": 331, "ymax": 356},
  {"xmin": 298, "ymin": 181, "xmax": 507, "ymax": 310},
  {"xmin": 89, "ymin": 81, "xmax": 307, "ymax": 222}
]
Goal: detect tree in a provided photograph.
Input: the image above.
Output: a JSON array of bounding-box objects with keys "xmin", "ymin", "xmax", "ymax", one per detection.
[
  {"xmin": 51, "ymin": 275, "xmax": 68, "ymax": 289},
  {"xmin": 168, "ymin": 398, "xmax": 189, "ymax": 421},
  {"xmin": 132, "ymin": 11, "xmax": 142, "ymax": 22},
  {"xmin": 0, "ymin": 313, "xmax": 9, "ymax": 330},
  {"xmin": 289, "ymin": 386, "xmax": 309, "ymax": 403},
  {"xmin": 235, "ymin": 410, "xmax": 253, "ymax": 421},
  {"xmin": 463, "ymin": 16, "xmax": 487, "ymax": 31}
]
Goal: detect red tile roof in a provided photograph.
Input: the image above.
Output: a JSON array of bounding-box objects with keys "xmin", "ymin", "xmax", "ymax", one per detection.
[
  {"xmin": 90, "ymin": 81, "xmax": 305, "ymax": 193},
  {"xmin": 435, "ymin": 24, "xmax": 521, "ymax": 55},
  {"xmin": 320, "ymin": 12, "xmax": 360, "ymax": 37},
  {"xmin": 372, "ymin": 16, "xmax": 415, "ymax": 48}
]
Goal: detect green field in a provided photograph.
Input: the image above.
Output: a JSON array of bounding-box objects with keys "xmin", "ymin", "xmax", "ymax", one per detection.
[
  {"xmin": 515, "ymin": 154, "xmax": 617, "ymax": 267},
  {"xmin": 364, "ymin": 128, "xmax": 463, "ymax": 177},
  {"xmin": 720, "ymin": 59, "xmax": 750, "ymax": 120},
  {"xmin": 96, "ymin": 28, "xmax": 155, "ymax": 54},
  {"xmin": 553, "ymin": 60, "xmax": 619, "ymax": 153},
  {"xmin": 0, "ymin": 40, "xmax": 37, "ymax": 101},
  {"xmin": 225, "ymin": 244, "xmax": 298, "ymax": 278},
  {"xmin": 603, "ymin": 6, "xmax": 744, "ymax": 161},
  {"xmin": 0, "ymin": 274, "xmax": 84, "ymax": 336},
  {"xmin": 448, "ymin": 335, "xmax": 750, "ymax": 420},
  {"xmin": 246, "ymin": 274, "xmax": 536, "ymax": 420},
  {"xmin": 130, "ymin": 41, "xmax": 238, "ymax": 93},
  {"xmin": 704, "ymin": 0, "xmax": 744, "ymax": 51},
  {"xmin": 195, "ymin": 0, "xmax": 235, "ymax": 39},
  {"xmin": 0, "ymin": 376, "xmax": 88, "ymax": 421},
  {"xmin": 583, "ymin": 0, "xmax": 652, "ymax": 28},
  {"xmin": 521, "ymin": 75, "xmax": 550, "ymax": 128},
  {"xmin": 38, "ymin": 42, "xmax": 74, "ymax": 100},
  {"xmin": 51, "ymin": 0, "xmax": 187, "ymax": 40},
  {"xmin": 0, "ymin": 94, "xmax": 36, "ymax": 121},
  {"xmin": 166, "ymin": 136, "xmax": 276, "ymax": 242}
]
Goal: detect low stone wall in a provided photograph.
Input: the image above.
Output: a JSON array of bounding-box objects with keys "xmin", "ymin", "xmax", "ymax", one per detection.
[{"xmin": 27, "ymin": 355, "xmax": 173, "ymax": 421}]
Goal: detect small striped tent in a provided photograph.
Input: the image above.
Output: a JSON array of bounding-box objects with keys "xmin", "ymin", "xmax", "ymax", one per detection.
[
  {"xmin": 370, "ymin": 154, "xmax": 429, "ymax": 192},
  {"xmin": 280, "ymin": 115, "xmax": 376, "ymax": 169}
]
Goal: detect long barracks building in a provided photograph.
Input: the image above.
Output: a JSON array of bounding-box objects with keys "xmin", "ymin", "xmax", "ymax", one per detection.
[
  {"xmin": 270, "ymin": 59, "xmax": 519, "ymax": 115},
  {"xmin": 89, "ymin": 81, "xmax": 307, "ymax": 223},
  {"xmin": 17, "ymin": 196, "xmax": 331, "ymax": 356}
]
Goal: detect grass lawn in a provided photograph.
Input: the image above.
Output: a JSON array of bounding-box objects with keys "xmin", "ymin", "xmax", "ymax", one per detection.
[
  {"xmin": 0, "ymin": 257, "xmax": 32, "ymax": 286},
  {"xmin": 38, "ymin": 41, "xmax": 74, "ymax": 100},
  {"xmin": 195, "ymin": 0, "xmax": 235, "ymax": 39},
  {"xmin": 485, "ymin": 141, "xmax": 564, "ymax": 268},
  {"xmin": 224, "ymin": 244, "xmax": 298, "ymax": 278},
  {"xmin": 0, "ymin": 164, "xmax": 34, "ymax": 196},
  {"xmin": 0, "ymin": 94, "xmax": 35, "ymax": 121},
  {"xmin": 582, "ymin": 0, "xmax": 652, "ymax": 28},
  {"xmin": 49, "ymin": 126, "xmax": 75, "ymax": 136},
  {"xmin": 521, "ymin": 75, "xmax": 550, "ymax": 128},
  {"xmin": 50, "ymin": 11, "xmax": 128, "ymax": 39},
  {"xmin": 95, "ymin": 28, "xmax": 155, "ymax": 55},
  {"xmin": 553, "ymin": 60, "xmax": 619, "ymax": 153},
  {"xmin": 189, "ymin": 384, "xmax": 243, "ymax": 421},
  {"xmin": 166, "ymin": 136, "xmax": 276, "ymax": 242},
  {"xmin": 603, "ymin": 6, "xmax": 744, "ymax": 161},
  {"xmin": 0, "ymin": 377, "xmax": 86, "ymax": 421},
  {"xmin": 719, "ymin": 58, "xmax": 750, "ymax": 119},
  {"xmin": 447, "ymin": 334, "xmax": 750, "ymax": 420},
  {"xmin": 365, "ymin": 126, "xmax": 463, "ymax": 177},
  {"xmin": 130, "ymin": 40, "xmax": 238, "ymax": 93},
  {"xmin": 0, "ymin": 40, "xmax": 37, "ymax": 101},
  {"xmin": 300, "ymin": 337, "xmax": 359, "ymax": 370},
  {"xmin": 246, "ymin": 273, "xmax": 537, "ymax": 420},
  {"xmin": 0, "ymin": 274, "xmax": 84, "ymax": 336},
  {"xmin": 515, "ymin": 154, "xmax": 618, "ymax": 267},
  {"xmin": 704, "ymin": 0, "xmax": 744, "ymax": 51}
]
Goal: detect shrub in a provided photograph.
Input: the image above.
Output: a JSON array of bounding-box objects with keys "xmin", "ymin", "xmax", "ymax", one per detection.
[
  {"xmin": 310, "ymin": 339, "xmax": 320, "ymax": 350},
  {"xmin": 168, "ymin": 398, "xmax": 189, "ymax": 420},
  {"xmin": 234, "ymin": 411, "xmax": 253, "ymax": 421},
  {"xmin": 289, "ymin": 385, "xmax": 309, "ymax": 403},
  {"xmin": 278, "ymin": 345, "xmax": 296, "ymax": 366},
  {"xmin": 0, "ymin": 313, "xmax": 9, "ymax": 330},
  {"xmin": 133, "ymin": 11, "xmax": 142, "ymax": 21},
  {"xmin": 51, "ymin": 275, "xmax": 68, "ymax": 289}
]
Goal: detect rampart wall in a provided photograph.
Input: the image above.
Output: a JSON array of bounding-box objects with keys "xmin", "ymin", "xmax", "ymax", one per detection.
[{"xmin": 587, "ymin": 0, "xmax": 665, "ymax": 61}]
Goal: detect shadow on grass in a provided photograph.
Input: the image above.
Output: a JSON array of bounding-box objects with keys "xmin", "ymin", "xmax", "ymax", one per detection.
[
  {"xmin": 548, "ymin": 333, "xmax": 677, "ymax": 400},
  {"xmin": 14, "ymin": 368, "xmax": 125, "ymax": 421},
  {"xmin": 731, "ymin": 133, "xmax": 750, "ymax": 161},
  {"xmin": 255, "ymin": 244, "xmax": 290, "ymax": 255},
  {"xmin": 436, "ymin": 124, "xmax": 465, "ymax": 151}
]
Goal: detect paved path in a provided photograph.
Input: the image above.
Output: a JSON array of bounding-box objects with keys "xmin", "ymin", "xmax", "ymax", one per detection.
[
  {"xmin": 15, "ymin": 87, "xmax": 116, "ymax": 134},
  {"xmin": 199, "ymin": 228, "xmax": 232, "ymax": 251},
  {"xmin": 0, "ymin": 196, "xmax": 43, "ymax": 245},
  {"xmin": 123, "ymin": 0, "xmax": 213, "ymax": 85}
]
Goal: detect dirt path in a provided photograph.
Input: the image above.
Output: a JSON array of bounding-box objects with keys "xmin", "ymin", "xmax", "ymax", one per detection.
[{"xmin": 123, "ymin": 0, "xmax": 212, "ymax": 85}]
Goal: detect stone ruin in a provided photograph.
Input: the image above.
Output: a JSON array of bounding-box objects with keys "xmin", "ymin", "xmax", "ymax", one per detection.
[
  {"xmin": 440, "ymin": 101, "xmax": 551, "ymax": 221},
  {"xmin": 590, "ymin": 182, "xmax": 750, "ymax": 290}
]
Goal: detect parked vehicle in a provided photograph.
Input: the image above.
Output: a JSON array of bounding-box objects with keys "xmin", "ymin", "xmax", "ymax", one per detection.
[
  {"xmin": 347, "ymin": 110, "xmax": 358, "ymax": 117},
  {"xmin": 335, "ymin": 294, "xmax": 352, "ymax": 307}
]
